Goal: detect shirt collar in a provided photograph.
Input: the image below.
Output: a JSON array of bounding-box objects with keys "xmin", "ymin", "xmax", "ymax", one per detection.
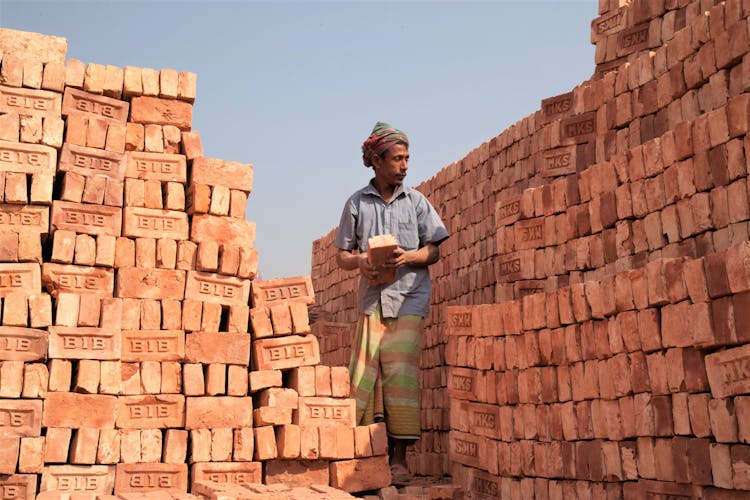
[{"xmin": 364, "ymin": 178, "xmax": 409, "ymax": 202}]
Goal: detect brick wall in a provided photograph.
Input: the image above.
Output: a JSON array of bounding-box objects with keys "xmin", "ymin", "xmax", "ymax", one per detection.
[{"xmin": 310, "ymin": 0, "xmax": 750, "ymax": 493}]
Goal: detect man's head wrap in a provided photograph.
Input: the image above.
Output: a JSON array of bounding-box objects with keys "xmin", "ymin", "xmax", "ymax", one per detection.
[{"xmin": 361, "ymin": 122, "xmax": 409, "ymax": 168}]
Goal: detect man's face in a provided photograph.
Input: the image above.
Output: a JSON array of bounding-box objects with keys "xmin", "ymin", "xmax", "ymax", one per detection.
[{"xmin": 373, "ymin": 143, "xmax": 409, "ymax": 187}]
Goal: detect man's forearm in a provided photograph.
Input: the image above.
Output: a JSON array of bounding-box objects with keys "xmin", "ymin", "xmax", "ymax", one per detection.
[{"xmin": 404, "ymin": 243, "xmax": 440, "ymax": 268}]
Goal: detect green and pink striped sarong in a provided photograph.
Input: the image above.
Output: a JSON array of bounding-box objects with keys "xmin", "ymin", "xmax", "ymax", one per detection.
[{"xmin": 349, "ymin": 304, "xmax": 422, "ymax": 440}]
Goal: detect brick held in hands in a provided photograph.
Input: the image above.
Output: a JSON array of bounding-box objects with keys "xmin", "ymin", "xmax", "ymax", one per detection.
[
  {"xmin": 251, "ymin": 275, "xmax": 315, "ymax": 308},
  {"xmin": 366, "ymin": 234, "xmax": 398, "ymax": 285}
]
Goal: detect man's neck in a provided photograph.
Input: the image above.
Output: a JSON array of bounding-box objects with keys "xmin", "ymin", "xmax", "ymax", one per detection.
[{"xmin": 373, "ymin": 178, "xmax": 398, "ymax": 203}]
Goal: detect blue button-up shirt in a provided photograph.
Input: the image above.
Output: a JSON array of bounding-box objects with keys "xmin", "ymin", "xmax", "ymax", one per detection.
[{"xmin": 334, "ymin": 180, "xmax": 449, "ymax": 318}]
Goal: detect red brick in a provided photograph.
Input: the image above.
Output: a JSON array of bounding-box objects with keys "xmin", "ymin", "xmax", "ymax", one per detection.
[
  {"xmin": 710, "ymin": 398, "xmax": 739, "ymax": 443},
  {"xmin": 124, "ymin": 210, "xmax": 188, "ymax": 247},
  {"xmin": 42, "ymin": 392, "xmax": 116, "ymax": 428},
  {"xmin": 114, "ymin": 463, "xmax": 187, "ymax": 495},
  {"xmin": 251, "ymin": 275, "xmax": 315, "ymax": 308},
  {"xmin": 48, "ymin": 326, "xmax": 120, "ymax": 360},
  {"xmin": 184, "ymin": 332, "xmax": 250, "ymax": 366},
  {"xmin": 190, "ymin": 215, "xmax": 258, "ymax": 248},
  {"xmin": 116, "ymin": 395, "xmax": 184, "ymax": 429},
  {"xmin": 129, "ymin": 96, "xmax": 191, "ymax": 130},
  {"xmin": 264, "ymin": 459, "xmax": 329, "ymax": 488},
  {"xmin": 185, "ymin": 396, "xmax": 252, "ymax": 429},
  {"xmin": 190, "ymin": 462, "xmax": 261, "ymax": 489},
  {"xmin": 253, "ymin": 425, "xmax": 277, "ymax": 461},
  {"xmin": 184, "ymin": 270, "xmax": 250, "ymax": 307},
  {"xmin": 329, "ymin": 455, "xmax": 390, "ymax": 493},
  {"xmin": 252, "ymin": 335, "xmax": 320, "ymax": 371},
  {"xmin": 706, "ymin": 344, "xmax": 750, "ymax": 398},
  {"xmin": 116, "ymin": 268, "xmax": 185, "ymax": 300}
]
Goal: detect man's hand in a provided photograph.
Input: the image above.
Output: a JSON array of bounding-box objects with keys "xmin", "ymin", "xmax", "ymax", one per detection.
[{"xmin": 357, "ymin": 253, "xmax": 381, "ymax": 283}]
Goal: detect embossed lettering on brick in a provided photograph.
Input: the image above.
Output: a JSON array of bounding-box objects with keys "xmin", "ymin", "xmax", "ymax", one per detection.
[
  {"xmin": 295, "ymin": 397, "xmax": 355, "ymax": 428},
  {"xmin": 496, "ymin": 251, "xmax": 524, "ymax": 283},
  {"xmin": 40, "ymin": 465, "xmax": 115, "ymax": 494},
  {"xmin": 0, "ymin": 85, "xmax": 62, "ymax": 118},
  {"xmin": 48, "ymin": 326, "xmax": 121, "ymax": 360},
  {"xmin": 121, "ymin": 330, "xmax": 185, "ymax": 362},
  {"xmin": 125, "ymin": 151, "xmax": 187, "ymax": 183},
  {"xmin": 0, "ymin": 474, "xmax": 36, "ymax": 500},
  {"xmin": 617, "ymin": 23, "xmax": 649, "ymax": 56},
  {"xmin": 0, "ymin": 263, "xmax": 41, "ymax": 298},
  {"xmin": 122, "ymin": 207, "xmax": 189, "ymax": 240},
  {"xmin": 448, "ymin": 430, "xmax": 482, "ymax": 468},
  {"xmin": 251, "ymin": 276, "xmax": 315, "ymax": 308},
  {"xmin": 541, "ymin": 92, "xmax": 573, "ymax": 122},
  {"xmin": 447, "ymin": 367, "xmax": 476, "ymax": 400},
  {"xmin": 116, "ymin": 395, "xmax": 185, "ymax": 429},
  {"xmin": 469, "ymin": 469, "xmax": 501, "ymax": 499},
  {"xmin": 465, "ymin": 402, "xmax": 501, "ymax": 440},
  {"xmin": 50, "ymin": 201, "xmax": 122, "ymax": 236},
  {"xmin": 0, "ymin": 400, "xmax": 42, "ymax": 438},
  {"xmin": 445, "ymin": 306, "xmax": 474, "ymax": 336},
  {"xmin": 252, "ymin": 335, "xmax": 320, "ymax": 371},
  {"xmin": 0, "ymin": 327, "xmax": 47, "ymax": 362},
  {"xmin": 591, "ymin": 8, "xmax": 627, "ymax": 40},
  {"xmin": 42, "ymin": 263, "xmax": 114, "ymax": 297},
  {"xmin": 540, "ymin": 145, "xmax": 576, "ymax": 177},
  {"xmin": 560, "ymin": 112, "xmax": 596, "ymax": 144},
  {"xmin": 59, "ymin": 144, "xmax": 125, "ymax": 180},
  {"xmin": 515, "ymin": 218, "xmax": 545, "ymax": 250},
  {"xmin": 705, "ymin": 344, "xmax": 750, "ymax": 398},
  {"xmin": 0, "ymin": 140, "xmax": 56, "ymax": 174},
  {"xmin": 0, "ymin": 205, "xmax": 49, "ymax": 234},
  {"xmin": 62, "ymin": 88, "xmax": 129, "ymax": 123},
  {"xmin": 190, "ymin": 462, "xmax": 262, "ymax": 487},
  {"xmin": 495, "ymin": 195, "xmax": 522, "ymax": 227},
  {"xmin": 184, "ymin": 271, "xmax": 250, "ymax": 307}
]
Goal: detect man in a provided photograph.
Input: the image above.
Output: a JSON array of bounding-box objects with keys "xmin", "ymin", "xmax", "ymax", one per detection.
[{"xmin": 334, "ymin": 122, "xmax": 448, "ymax": 484}]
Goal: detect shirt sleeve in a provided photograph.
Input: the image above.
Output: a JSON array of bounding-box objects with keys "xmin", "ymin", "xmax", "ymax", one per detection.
[
  {"xmin": 412, "ymin": 191, "xmax": 449, "ymax": 247},
  {"xmin": 334, "ymin": 194, "xmax": 358, "ymax": 251}
]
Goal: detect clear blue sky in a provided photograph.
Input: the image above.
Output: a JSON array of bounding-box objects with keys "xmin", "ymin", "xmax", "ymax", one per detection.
[{"xmin": 2, "ymin": 1, "xmax": 597, "ymax": 279}]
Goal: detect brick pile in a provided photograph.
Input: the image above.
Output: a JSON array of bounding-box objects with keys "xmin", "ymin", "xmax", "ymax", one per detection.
[
  {"xmin": 310, "ymin": 0, "xmax": 750, "ymax": 493},
  {"xmin": 0, "ymin": 28, "xmax": 390, "ymax": 499}
]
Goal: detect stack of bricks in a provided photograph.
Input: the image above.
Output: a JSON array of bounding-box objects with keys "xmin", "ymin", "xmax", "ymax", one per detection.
[
  {"xmin": 446, "ymin": 240, "xmax": 750, "ymax": 498},
  {"xmin": 0, "ymin": 28, "xmax": 391, "ymax": 499},
  {"xmin": 310, "ymin": 0, "xmax": 750, "ymax": 487}
]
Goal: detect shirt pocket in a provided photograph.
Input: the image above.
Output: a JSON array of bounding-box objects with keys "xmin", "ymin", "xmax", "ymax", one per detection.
[{"xmin": 397, "ymin": 220, "xmax": 419, "ymax": 250}]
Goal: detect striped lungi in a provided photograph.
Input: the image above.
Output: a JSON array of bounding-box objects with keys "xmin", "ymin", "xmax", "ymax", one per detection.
[{"xmin": 348, "ymin": 304, "xmax": 422, "ymax": 440}]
